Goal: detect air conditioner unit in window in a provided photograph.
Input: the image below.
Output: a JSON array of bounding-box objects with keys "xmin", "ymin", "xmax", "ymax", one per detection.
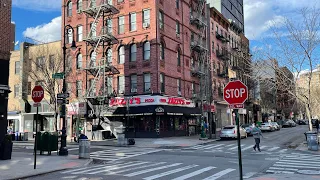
[
  {"xmin": 131, "ymin": 88, "xmax": 137, "ymax": 93},
  {"xmin": 176, "ymin": 33, "xmax": 180, "ymax": 38},
  {"xmin": 178, "ymin": 91, "xmax": 181, "ymax": 96},
  {"xmin": 143, "ymin": 22, "xmax": 150, "ymax": 28},
  {"xmin": 119, "ymin": 90, "xmax": 124, "ymax": 94}
]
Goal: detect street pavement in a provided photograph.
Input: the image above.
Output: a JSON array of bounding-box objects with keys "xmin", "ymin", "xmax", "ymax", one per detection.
[{"xmin": 17, "ymin": 125, "xmax": 317, "ymax": 180}]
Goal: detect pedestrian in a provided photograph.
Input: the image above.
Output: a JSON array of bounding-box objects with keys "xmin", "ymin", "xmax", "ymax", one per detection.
[
  {"xmin": 315, "ymin": 120, "xmax": 319, "ymax": 133},
  {"xmin": 251, "ymin": 123, "xmax": 263, "ymax": 152}
]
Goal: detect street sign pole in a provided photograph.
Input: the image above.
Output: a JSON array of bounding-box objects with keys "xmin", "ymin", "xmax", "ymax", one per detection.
[
  {"xmin": 235, "ymin": 109, "xmax": 243, "ymax": 180},
  {"xmin": 34, "ymin": 104, "xmax": 38, "ymax": 169}
]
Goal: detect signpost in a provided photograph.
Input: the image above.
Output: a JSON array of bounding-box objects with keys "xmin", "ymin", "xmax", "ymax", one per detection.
[
  {"xmin": 223, "ymin": 80, "xmax": 248, "ymax": 180},
  {"xmin": 31, "ymin": 85, "xmax": 44, "ymax": 169}
]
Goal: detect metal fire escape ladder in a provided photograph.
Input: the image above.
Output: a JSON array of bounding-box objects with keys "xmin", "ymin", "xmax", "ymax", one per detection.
[{"xmin": 82, "ymin": 0, "xmax": 120, "ymax": 116}]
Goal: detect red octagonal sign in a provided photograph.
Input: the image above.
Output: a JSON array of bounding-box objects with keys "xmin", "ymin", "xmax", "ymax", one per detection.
[
  {"xmin": 32, "ymin": 85, "xmax": 44, "ymax": 103},
  {"xmin": 223, "ymin": 80, "xmax": 248, "ymax": 105}
]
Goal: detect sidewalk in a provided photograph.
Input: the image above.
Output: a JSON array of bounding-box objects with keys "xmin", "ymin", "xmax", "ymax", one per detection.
[
  {"xmin": 89, "ymin": 135, "xmax": 218, "ymax": 148},
  {"xmin": 0, "ymin": 152, "xmax": 91, "ymax": 180},
  {"xmin": 248, "ymin": 174, "xmax": 320, "ymax": 180}
]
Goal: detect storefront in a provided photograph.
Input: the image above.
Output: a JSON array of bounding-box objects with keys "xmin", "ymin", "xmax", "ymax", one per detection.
[
  {"xmin": 105, "ymin": 95, "xmax": 201, "ymax": 138},
  {"xmin": 66, "ymin": 102, "xmax": 87, "ymax": 139}
]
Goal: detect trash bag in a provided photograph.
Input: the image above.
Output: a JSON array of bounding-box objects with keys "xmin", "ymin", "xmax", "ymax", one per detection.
[{"xmin": 128, "ymin": 138, "xmax": 135, "ymax": 145}]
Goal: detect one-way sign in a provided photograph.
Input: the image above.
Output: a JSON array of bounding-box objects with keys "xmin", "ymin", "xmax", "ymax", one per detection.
[{"xmin": 57, "ymin": 93, "xmax": 70, "ymax": 99}]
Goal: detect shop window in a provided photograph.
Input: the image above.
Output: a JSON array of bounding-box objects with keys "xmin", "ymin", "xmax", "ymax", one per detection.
[{"xmin": 174, "ymin": 117, "xmax": 186, "ymax": 131}]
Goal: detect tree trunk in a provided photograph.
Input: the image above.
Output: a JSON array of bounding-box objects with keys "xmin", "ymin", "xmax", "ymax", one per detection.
[{"xmin": 306, "ymin": 103, "xmax": 312, "ymax": 131}]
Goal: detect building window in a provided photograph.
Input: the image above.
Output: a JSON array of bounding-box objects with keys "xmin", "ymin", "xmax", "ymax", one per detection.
[
  {"xmin": 191, "ymin": 57, "xmax": 194, "ymax": 67},
  {"xmin": 177, "ymin": 78, "xmax": 181, "ymax": 95},
  {"xmin": 130, "ymin": 44, "xmax": 137, "ymax": 62},
  {"xmin": 160, "ymin": 42, "xmax": 165, "ymax": 60},
  {"xmin": 143, "ymin": 9, "xmax": 150, "ymax": 27},
  {"xmin": 107, "ymin": 77, "xmax": 113, "ymax": 94},
  {"xmin": 216, "ymin": 25, "xmax": 218, "ymax": 33},
  {"xmin": 130, "ymin": 13, "xmax": 136, "ymax": 31},
  {"xmin": 144, "ymin": 73, "xmax": 151, "ymax": 92},
  {"xmin": 89, "ymin": 79, "xmax": 96, "ymax": 96},
  {"xmin": 106, "ymin": 48, "xmax": 112, "ymax": 63},
  {"xmin": 160, "ymin": 73, "xmax": 165, "ymax": 93},
  {"xmin": 159, "ymin": 11, "xmax": 164, "ymax": 30},
  {"xmin": 176, "ymin": 0, "xmax": 179, "ymax": 9},
  {"xmin": 177, "ymin": 49, "xmax": 181, "ymax": 66},
  {"xmin": 191, "ymin": 82, "xmax": 195, "ymax": 94},
  {"xmin": 15, "ymin": 61, "xmax": 20, "ymax": 74},
  {"xmin": 143, "ymin": 41, "xmax": 150, "ymax": 60},
  {"xmin": 14, "ymin": 84, "xmax": 19, "ymax": 97},
  {"xmin": 76, "ymin": 81, "xmax": 82, "ymax": 97},
  {"xmin": 118, "ymin": 16, "xmax": 124, "ymax": 34},
  {"xmin": 77, "ymin": 25, "xmax": 83, "ymax": 42},
  {"xmin": 107, "ymin": 19, "xmax": 113, "ymax": 34},
  {"xmin": 36, "ymin": 56, "xmax": 45, "ymax": 71},
  {"xmin": 118, "ymin": 46, "xmax": 125, "ymax": 64},
  {"xmin": 176, "ymin": 21, "xmax": 180, "ymax": 35},
  {"xmin": 67, "ymin": 28, "xmax": 73, "ymax": 44},
  {"xmin": 90, "ymin": 22, "xmax": 97, "ymax": 37},
  {"xmin": 212, "ymin": 41, "xmax": 214, "ymax": 52},
  {"xmin": 49, "ymin": 55, "xmax": 55, "ymax": 71},
  {"xmin": 77, "ymin": 0, "xmax": 82, "ymax": 12},
  {"xmin": 117, "ymin": 0, "xmax": 124, "ymax": 2},
  {"xmin": 67, "ymin": 56, "xmax": 72, "ymax": 71},
  {"xmin": 76, "ymin": 53, "xmax": 82, "ymax": 69},
  {"xmin": 130, "ymin": 74, "xmax": 137, "ymax": 92},
  {"xmin": 67, "ymin": 1, "xmax": 72, "ymax": 17},
  {"xmin": 90, "ymin": 51, "xmax": 97, "ymax": 67},
  {"xmin": 118, "ymin": 76, "xmax": 125, "ymax": 94}
]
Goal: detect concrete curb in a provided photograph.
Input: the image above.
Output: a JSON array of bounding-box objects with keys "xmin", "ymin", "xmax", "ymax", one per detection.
[{"xmin": 6, "ymin": 159, "xmax": 93, "ymax": 180}]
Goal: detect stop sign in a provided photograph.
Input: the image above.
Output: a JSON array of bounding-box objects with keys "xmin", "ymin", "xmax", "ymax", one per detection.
[
  {"xmin": 32, "ymin": 85, "xmax": 44, "ymax": 103},
  {"xmin": 223, "ymin": 80, "xmax": 248, "ymax": 105}
]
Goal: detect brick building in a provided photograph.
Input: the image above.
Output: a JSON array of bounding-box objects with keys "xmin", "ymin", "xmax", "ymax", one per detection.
[
  {"xmin": 0, "ymin": 0, "xmax": 12, "ymax": 142},
  {"xmin": 63, "ymin": 0, "xmax": 210, "ymax": 138}
]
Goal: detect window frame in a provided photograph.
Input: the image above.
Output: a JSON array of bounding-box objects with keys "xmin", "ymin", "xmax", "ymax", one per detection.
[
  {"xmin": 130, "ymin": 44, "xmax": 137, "ymax": 62},
  {"xmin": 118, "ymin": 16, "xmax": 125, "ymax": 34},
  {"xmin": 15, "ymin": 61, "xmax": 20, "ymax": 74},
  {"xmin": 160, "ymin": 73, "xmax": 165, "ymax": 93},
  {"xmin": 14, "ymin": 84, "xmax": 19, "ymax": 98},
  {"xmin": 143, "ymin": 9, "xmax": 151, "ymax": 25},
  {"xmin": 176, "ymin": 0, "xmax": 179, "ymax": 9},
  {"xmin": 159, "ymin": 10, "xmax": 164, "ymax": 30},
  {"xmin": 118, "ymin": 46, "xmax": 125, "ymax": 64},
  {"xmin": 77, "ymin": 25, "xmax": 83, "ymax": 42},
  {"xmin": 76, "ymin": 80, "xmax": 82, "ymax": 97},
  {"xmin": 177, "ymin": 78, "xmax": 181, "ymax": 95},
  {"xmin": 77, "ymin": 0, "xmax": 82, "ymax": 12},
  {"xmin": 118, "ymin": 76, "xmax": 125, "ymax": 94},
  {"xmin": 176, "ymin": 21, "xmax": 180, "ymax": 35},
  {"xmin": 67, "ymin": 1, "xmax": 72, "ymax": 17},
  {"xmin": 130, "ymin": 74, "xmax": 137, "ymax": 92},
  {"xmin": 143, "ymin": 73, "xmax": 151, "ymax": 92},
  {"xmin": 76, "ymin": 53, "xmax": 82, "ymax": 69},
  {"xmin": 129, "ymin": 12, "xmax": 137, "ymax": 31},
  {"xmin": 143, "ymin": 41, "xmax": 151, "ymax": 60},
  {"xmin": 160, "ymin": 42, "xmax": 165, "ymax": 60},
  {"xmin": 177, "ymin": 49, "xmax": 181, "ymax": 66},
  {"xmin": 106, "ymin": 48, "xmax": 113, "ymax": 63}
]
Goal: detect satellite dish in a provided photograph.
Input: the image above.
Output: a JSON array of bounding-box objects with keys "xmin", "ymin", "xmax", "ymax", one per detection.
[{"xmin": 14, "ymin": 41, "xmax": 19, "ymax": 46}]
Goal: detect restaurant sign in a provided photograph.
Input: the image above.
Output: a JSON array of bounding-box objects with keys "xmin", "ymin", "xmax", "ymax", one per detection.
[{"xmin": 109, "ymin": 95, "xmax": 195, "ymax": 108}]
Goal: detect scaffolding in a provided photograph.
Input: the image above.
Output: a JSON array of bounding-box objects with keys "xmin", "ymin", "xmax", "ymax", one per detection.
[{"xmin": 82, "ymin": 0, "xmax": 120, "ymax": 116}]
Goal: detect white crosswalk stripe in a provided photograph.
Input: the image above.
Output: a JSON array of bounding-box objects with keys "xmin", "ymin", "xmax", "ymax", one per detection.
[
  {"xmin": 61, "ymin": 161, "xmax": 236, "ymax": 179},
  {"xmin": 184, "ymin": 144, "xmax": 288, "ymax": 154},
  {"xmin": 89, "ymin": 148, "xmax": 162, "ymax": 161},
  {"xmin": 266, "ymin": 152, "xmax": 320, "ymax": 174}
]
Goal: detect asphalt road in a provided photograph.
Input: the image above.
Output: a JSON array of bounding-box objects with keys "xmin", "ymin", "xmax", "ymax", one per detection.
[{"xmin": 21, "ymin": 125, "xmax": 314, "ymax": 180}]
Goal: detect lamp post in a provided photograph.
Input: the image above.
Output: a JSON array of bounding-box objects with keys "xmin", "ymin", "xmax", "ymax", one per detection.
[{"xmin": 59, "ymin": 8, "xmax": 76, "ymax": 156}]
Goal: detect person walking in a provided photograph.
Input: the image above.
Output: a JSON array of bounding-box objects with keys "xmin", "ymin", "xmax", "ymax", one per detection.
[
  {"xmin": 252, "ymin": 123, "xmax": 263, "ymax": 152},
  {"xmin": 315, "ymin": 119, "xmax": 319, "ymax": 133}
]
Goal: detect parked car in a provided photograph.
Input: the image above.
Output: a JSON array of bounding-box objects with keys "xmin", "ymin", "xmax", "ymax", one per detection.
[
  {"xmin": 260, "ymin": 122, "xmax": 276, "ymax": 132},
  {"xmin": 220, "ymin": 125, "xmax": 247, "ymax": 139},
  {"xmin": 312, "ymin": 119, "xmax": 319, "ymax": 127},
  {"xmin": 282, "ymin": 120, "xmax": 296, "ymax": 128},
  {"xmin": 241, "ymin": 124, "xmax": 253, "ymax": 136},
  {"xmin": 298, "ymin": 119, "xmax": 308, "ymax": 125},
  {"xmin": 271, "ymin": 122, "xmax": 280, "ymax": 130}
]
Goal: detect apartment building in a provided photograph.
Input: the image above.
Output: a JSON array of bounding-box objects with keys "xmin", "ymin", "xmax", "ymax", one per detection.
[
  {"xmin": 0, "ymin": 0, "xmax": 12, "ymax": 141},
  {"xmin": 8, "ymin": 41, "xmax": 62, "ymax": 136},
  {"xmin": 63, "ymin": 0, "xmax": 210, "ymax": 138}
]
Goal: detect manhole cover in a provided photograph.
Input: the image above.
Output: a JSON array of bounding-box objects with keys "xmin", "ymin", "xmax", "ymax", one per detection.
[{"xmin": 297, "ymin": 170, "xmax": 320, "ymax": 175}]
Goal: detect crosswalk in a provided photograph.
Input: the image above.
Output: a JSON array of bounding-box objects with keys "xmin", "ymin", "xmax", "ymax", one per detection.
[
  {"xmin": 61, "ymin": 160, "xmax": 237, "ymax": 179},
  {"xmin": 266, "ymin": 152, "xmax": 320, "ymax": 175},
  {"xmin": 182, "ymin": 144, "xmax": 288, "ymax": 154},
  {"xmin": 90, "ymin": 147, "xmax": 162, "ymax": 161}
]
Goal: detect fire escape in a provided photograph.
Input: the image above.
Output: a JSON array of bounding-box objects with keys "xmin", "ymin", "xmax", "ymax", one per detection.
[
  {"xmin": 82, "ymin": 0, "xmax": 120, "ymax": 117},
  {"xmin": 190, "ymin": 0, "xmax": 210, "ymax": 115}
]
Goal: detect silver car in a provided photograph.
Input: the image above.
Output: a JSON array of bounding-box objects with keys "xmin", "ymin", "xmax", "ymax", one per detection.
[
  {"xmin": 271, "ymin": 122, "xmax": 280, "ymax": 130},
  {"xmin": 220, "ymin": 125, "xmax": 247, "ymax": 139},
  {"xmin": 260, "ymin": 122, "xmax": 275, "ymax": 132}
]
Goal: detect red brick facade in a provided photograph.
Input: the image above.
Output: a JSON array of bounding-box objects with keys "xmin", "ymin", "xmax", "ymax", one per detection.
[
  {"xmin": 62, "ymin": 0, "xmax": 203, "ymax": 101},
  {"xmin": 0, "ymin": 0, "xmax": 12, "ymax": 60}
]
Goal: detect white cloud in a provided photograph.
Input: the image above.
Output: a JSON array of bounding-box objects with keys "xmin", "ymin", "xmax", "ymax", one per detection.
[
  {"xmin": 12, "ymin": 0, "xmax": 61, "ymax": 11},
  {"xmin": 244, "ymin": 0, "xmax": 320, "ymax": 40},
  {"xmin": 23, "ymin": 16, "xmax": 61, "ymax": 43}
]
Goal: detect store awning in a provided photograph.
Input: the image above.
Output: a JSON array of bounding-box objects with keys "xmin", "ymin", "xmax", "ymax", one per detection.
[{"xmin": 108, "ymin": 105, "xmax": 201, "ymax": 116}]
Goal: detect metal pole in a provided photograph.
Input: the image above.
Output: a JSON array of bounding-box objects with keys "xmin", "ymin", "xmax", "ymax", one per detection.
[
  {"xmin": 34, "ymin": 105, "xmax": 38, "ymax": 169},
  {"xmin": 235, "ymin": 109, "xmax": 243, "ymax": 180}
]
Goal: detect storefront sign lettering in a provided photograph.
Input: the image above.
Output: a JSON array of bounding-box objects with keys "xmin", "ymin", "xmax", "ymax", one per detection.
[
  {"xmin": 110, "ymin": 97, "xmax": 141, "ymax": 106},
  {"xmin": 168, "ymin": 98, "xmax": 185, "ymax": 105},
  {"xmin": 145, "ymin": 98, "xmax": 155, "ymax": 103},
  {"xmin": 155, "ymin": 107, "xmax": 164, "ymax": 113}
]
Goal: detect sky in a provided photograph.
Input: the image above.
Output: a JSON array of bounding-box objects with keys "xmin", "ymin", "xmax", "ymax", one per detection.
[{"xmin": 11, "ymin": 0, "xmax": 320, "ymax": 57}]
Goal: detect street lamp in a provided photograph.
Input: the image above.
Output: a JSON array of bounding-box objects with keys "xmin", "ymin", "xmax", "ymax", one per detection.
[{"xmin": 59, "ymin": 17, "xmax": 76, "ymax": 155}]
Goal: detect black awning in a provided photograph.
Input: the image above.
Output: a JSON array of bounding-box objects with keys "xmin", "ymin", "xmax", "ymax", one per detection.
[{"xmin": 112, "ymin": 105, "xmax": 201, "ymax": 116}]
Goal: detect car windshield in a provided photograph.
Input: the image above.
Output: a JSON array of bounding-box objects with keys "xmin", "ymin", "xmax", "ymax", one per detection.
[{"xmin": 223, "ymin": 126, "xmax": 235, "ymax": 129}]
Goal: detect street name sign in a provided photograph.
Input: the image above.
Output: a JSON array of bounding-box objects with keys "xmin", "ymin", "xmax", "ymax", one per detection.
[
  {"xmin": 52, "ymin": 73, "xmax": 64, "ymax": 79},
  {"xmin": 57, "ymin": 93, "xmax": 70, "ymax": 99}
]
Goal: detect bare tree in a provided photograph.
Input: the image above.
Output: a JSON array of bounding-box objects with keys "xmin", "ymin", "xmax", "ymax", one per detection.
[
  {"xmin": 27, "ymin": 42, "xmax": 63, "ymax": 131},
  {"xmin": 250, "ymin": 7, "xmax": 320, "ymax": 130}
]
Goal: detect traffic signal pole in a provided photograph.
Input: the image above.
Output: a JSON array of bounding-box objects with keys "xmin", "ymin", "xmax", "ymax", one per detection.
[{"xmin": 235, "ymin": 109, "xmax": 243, "ymax": 180}]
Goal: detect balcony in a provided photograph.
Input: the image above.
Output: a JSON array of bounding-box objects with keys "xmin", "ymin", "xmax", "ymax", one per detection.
[
  {"xmin": 217, "ymin": 69, "xmax": 228, "ymax": 78},
  {"xmin": 191, "ymin": 66, "xmax": 204, "ymax": 77},
  {"xmin": 83, "ymin": 26, "xmax": 118, "ymax": 46},
  {"xmin": 190, "ymin": 41, "xmax": 207, "ymax": 53},
  {"xmin": 218, "ymin": 88, "xmax": 223, "ymax": 97},
  {"xmin": 215, "ymin": 32, "xmax": 228, "ymax": 42},
  {"xmin": 216, "ymin": 49, "xmax": 230, "ymax": 61},
  {"xmin": 190, "ymin": 13, "xmax": 206, "ymax": 29},
  {"xmin": 82, "ymin": 0, "xmax": 119, "ymax": 17}
]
